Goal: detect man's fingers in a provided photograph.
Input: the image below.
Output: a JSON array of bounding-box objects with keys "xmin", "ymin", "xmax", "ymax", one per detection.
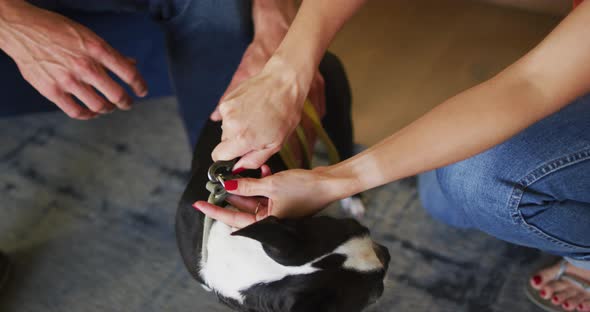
[
  {"xmin": 93, "ymin": 42, "xmax": 148, "ymax": 98},
  {"xmin": 193, "ymin": 201, "xmax": 256, "ymax": 229},
  {"xmin": 234, "ymin": 149, "xmax": 275, "ymax": 170},
  {"xmin": 211, "ymin": 138, "xmax": 252, "ymax": 163},
  {"xmin": 82, "ymin": 65, "xmax": 133, "ymax": 111},
  {"xmin": 69, "ymin": 81, "xmax": 115, "ymax": 114},
  {"xmin": 52, "ymin": 92, "xmax": 96, "ymax": 120}
]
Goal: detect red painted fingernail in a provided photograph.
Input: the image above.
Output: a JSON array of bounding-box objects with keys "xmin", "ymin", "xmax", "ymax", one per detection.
[
  {"xmin": 563, "ymin": 301, "xmax": 569, "ymax": 308},
  {"xmin": 533, "ymin": 275, "xmax": 542, "ymax": 285},
  {"xmin": 579, "ymin": 304, "xmax": 584, "ymax": 309},
  {"xmin": 192, "ymin": 203, "xmax": 201, "ymax": 211},
  {"xmin": 540, "ymin": 290, "xmax": 546, "ymax": 297},
  {"xmin": 232, "ymin": 167, "xmax": 246, "ymax": 175},
  {"xmin": 224, "ymin": 180, "xmax": 238, "ymax": 191},
  {"xmin": 553, "ymin": 295, "xmax": 559, "ymax": 302}
]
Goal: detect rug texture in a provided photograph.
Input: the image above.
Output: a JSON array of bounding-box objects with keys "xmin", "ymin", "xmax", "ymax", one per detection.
[{"xmin": 0, "ymin": 98, "xmax": 545, "ymax": 311}]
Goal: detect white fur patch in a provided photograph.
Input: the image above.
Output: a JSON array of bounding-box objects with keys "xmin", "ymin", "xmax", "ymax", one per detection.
[
  {"xmin": 340, "ymin": 196, "xmax": 366, "ymax": 218},
  {"xmin": 200, "ymin": 222, "xmax": 383, "ymax": 303},
  {"xmin": 200, "ymin": 222, "xmax": 318, "ymax": 302},
  {"xmin": 334, "ymin": 236, "xmax": 383, "ymax": 272}
]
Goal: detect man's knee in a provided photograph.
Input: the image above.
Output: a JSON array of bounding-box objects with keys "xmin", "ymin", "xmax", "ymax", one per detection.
[{"xmin": 161, "ymin": 0, "xmax": 252, "ymax": 44}]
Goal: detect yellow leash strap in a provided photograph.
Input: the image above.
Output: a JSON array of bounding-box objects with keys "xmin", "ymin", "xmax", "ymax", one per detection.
[
  {"xmin": 279, "ymin": 99, "xmax": 341, "ymax": 169},
  {"xmin": 294, "ymin": 125, "xmax": 312, "ymax": 169}
]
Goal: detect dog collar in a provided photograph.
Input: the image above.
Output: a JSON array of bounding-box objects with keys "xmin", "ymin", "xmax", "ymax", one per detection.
[{"xmin": 202, "ymin": 159, "xmax": 240, "ymax": 263}]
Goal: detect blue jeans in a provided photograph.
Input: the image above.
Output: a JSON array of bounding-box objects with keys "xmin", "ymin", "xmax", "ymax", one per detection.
[
  {"xmin": 418, "ymin": 93, "xmax": 590, "ymax": 270},
  {"xmin": 0, "ymin": 0, "xmax": 253, "ymax": 147}
]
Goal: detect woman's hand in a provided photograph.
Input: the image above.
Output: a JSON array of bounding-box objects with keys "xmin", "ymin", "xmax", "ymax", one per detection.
[
  {"xmin": 0, "ymin": 1, "xmax": 147, "ymax": 120},
  {"xmin": 193, "ymin": 165, "xmax": 348, "ymax": 228},
  {"xmin": 211, "ymin": 54, "xmax": 319, "ymax": 170},
  {"xmin": 209, "ymin": 0, "xmax": 324, "ymax": 170}
]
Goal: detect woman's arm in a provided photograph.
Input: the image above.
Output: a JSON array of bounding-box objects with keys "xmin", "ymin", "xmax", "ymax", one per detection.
[
  {"xmin": 211, "ymin": 0, "xmax": 368, "ymax": 170},
  {"xmin": 195, "ymin": 1, "xmax": 590, "ymax": 227},
  {"xmin": 328, "ymin": 0, "xmax": 590, "ymax": 198}
]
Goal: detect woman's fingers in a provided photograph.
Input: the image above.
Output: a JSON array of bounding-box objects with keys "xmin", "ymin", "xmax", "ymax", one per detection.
[
  {"xmin": 224, "ymin": 177, "xmax": 270, "ymax": 198},
  {"xmin": 234, "ymin": 148, "xmax": 276, "ymax": 170},
  {"xmin": 193, "ymin": 201, "xmax": 257, "ymax": 229},
  {"xmin": 212, "ymin": 137, "xmax": 252, "ymax": 164},
  {"xmin": 260, "ymin": 164, "xmax": 272, "ymax": 178},
  {"xmin": 225, "ymin": 195, "xmax": 260, "ymax": 213}
]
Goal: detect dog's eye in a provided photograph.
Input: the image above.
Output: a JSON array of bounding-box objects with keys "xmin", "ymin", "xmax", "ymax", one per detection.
[{"xmin": 312, "ymin": 254, "xmax": 346, "ymax": 269}]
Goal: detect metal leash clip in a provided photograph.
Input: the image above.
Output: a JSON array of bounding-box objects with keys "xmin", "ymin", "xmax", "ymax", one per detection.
[
  {"xmin": 206, "ymin": 159, "xmax": 240, "ymax": 205},
  {"xmin": 202, "ymin": 159, "xmax": 241, "ymax": 263}
]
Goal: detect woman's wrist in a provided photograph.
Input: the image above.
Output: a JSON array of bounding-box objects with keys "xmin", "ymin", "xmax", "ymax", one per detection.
[
  {"xmin": 251, "ymin": 0, "xmax": 296, "ymax": 45},
  {"xmin": 262, "ymin": 53, "xmax": 311, "ymax": 110},
  {"xmin": 313, "ymin": 164, "xmax": 365, "ymax": 203}
]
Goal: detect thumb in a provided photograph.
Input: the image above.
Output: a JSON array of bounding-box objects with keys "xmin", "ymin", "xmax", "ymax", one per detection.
[
  {"xmin": 210, "ymin": 71, "xmax": 243, "ymax": 121},
  {"xmin": 210, "ymin": 107, "xmax": 222, "ymax": 121},
  {"xmin": 224, "ymin": 177, "xmax": 270, "ymax": 197},
  {"xmin": 234, "ymin": 149, "xmax": 276, "ymax": 170}
]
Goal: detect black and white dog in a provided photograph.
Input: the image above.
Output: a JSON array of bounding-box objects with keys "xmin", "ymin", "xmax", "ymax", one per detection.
[{"xmin": 176, "ymin": 53, "xmax": 390, "ymax": 312}]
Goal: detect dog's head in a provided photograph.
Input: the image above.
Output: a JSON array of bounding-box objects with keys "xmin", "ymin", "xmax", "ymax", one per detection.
[{"xmin": 199, "ymin": 214, "xmax": 390, "ymax": 312}]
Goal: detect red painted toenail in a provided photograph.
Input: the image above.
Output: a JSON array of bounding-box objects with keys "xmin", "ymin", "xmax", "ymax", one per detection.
[
  {"xmin": 533, "ymin": 275, "xmax": 542, "ymax": 285},
  {"xmin": 540, "ymin": 290, "xmax": 546, "ymax": 296},
  {"xmin": 563, "ymin": 301, "xmax": 569, "ymax": 308}
]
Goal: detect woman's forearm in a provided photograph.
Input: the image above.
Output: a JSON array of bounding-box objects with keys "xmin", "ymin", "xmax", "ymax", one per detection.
[
  {"xmin": 322, "ymin": 69, "xmax": 558, "ymax": 198},
  {"xmin": 266, "ymin": 0, "xmax": 368, "ymax": 103},
  {"xmin": 318, "ymin": 1, "xmax": 590, "ymax": 202},
  {"xmin": 251, "ymin": 0, "xmax": 297, "ymax": 42}
]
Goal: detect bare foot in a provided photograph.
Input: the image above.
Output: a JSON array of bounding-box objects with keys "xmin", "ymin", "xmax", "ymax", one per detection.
[{"xmin": 530, "ymin": 261, "xmax": 590, "ymax": 311}]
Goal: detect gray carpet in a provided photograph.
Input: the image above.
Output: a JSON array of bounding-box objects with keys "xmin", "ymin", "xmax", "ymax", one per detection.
[{"xmin": 0, "ymin": 98, "xmax": 546, "ymax": 312}]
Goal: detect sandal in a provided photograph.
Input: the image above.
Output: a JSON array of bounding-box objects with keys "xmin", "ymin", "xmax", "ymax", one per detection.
[{"xmin": 525, "ymin": 260, "xmax": 590, "ymax": 312}]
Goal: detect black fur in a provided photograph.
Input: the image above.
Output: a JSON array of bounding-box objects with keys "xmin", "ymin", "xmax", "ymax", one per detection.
[{"xmin": 175, "ymin": 53, "xmax": 390, "ymax": 311}]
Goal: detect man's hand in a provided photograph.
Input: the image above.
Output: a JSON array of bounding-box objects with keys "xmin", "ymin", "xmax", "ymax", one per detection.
[
  {"xmin": 0, "ymin": 1, "xmax": 147, "ymax": 120},
  {"xmin": 210, "ymin": 0, "xmax": 325, "ymax": 170}
]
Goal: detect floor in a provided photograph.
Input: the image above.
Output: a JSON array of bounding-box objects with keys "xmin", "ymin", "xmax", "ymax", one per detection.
[
  {"xmin": 0, "ymin": 1, "xmax": 568, "ymax": 311},
  {"xmin": 0, "ymin": 99, "xmax": 552, "ymax": 312},
  {"xmin": 330, "ymin": 0, "xmax": 563, "ymax": 145}
]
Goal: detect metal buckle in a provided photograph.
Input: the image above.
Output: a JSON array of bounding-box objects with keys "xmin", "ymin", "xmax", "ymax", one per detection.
[
  {"xmin": 207, "ymin": 159, "xmax": 238, "ymax": 184},
  {"xmin": 206, "ymin": 159, "xmax": 242, "ymax": 205}
]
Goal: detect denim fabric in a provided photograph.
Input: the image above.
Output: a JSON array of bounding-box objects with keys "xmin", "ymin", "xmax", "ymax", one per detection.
[
  {"xmin": 0, "ymin": 0, "xmax": 253, "ymax": 148},
  {"xmin": 419, "ymin": 93, "xmax": 590, "ymax": 269}
]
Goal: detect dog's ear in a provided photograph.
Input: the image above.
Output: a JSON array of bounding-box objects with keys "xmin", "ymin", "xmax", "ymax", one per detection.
[{"xmin": 231, "ymin": 216, "xmax": 306, "ymax": 266}]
